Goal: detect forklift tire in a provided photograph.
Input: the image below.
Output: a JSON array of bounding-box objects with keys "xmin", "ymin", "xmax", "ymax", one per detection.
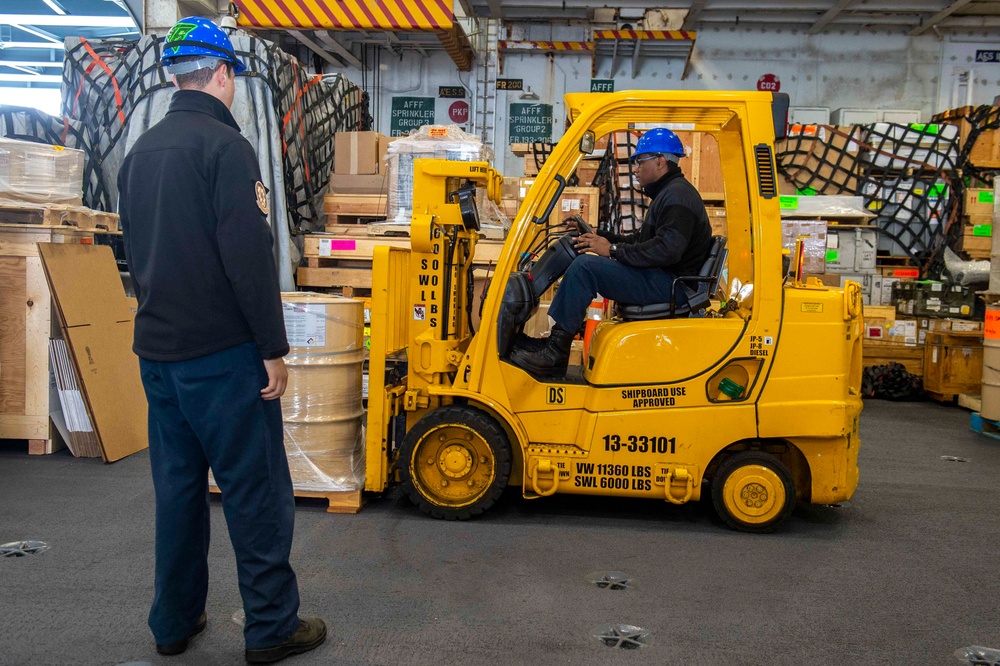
[
  {"xmin": 399, "ymin": 405, "xmax": 512, "ymax": 520},
  {"xmin": 711, "ymin": 451, "xmax": 796, "ymax": 533}
]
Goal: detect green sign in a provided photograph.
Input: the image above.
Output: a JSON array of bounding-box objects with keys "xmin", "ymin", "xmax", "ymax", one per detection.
[
  {"xmin": 390, "ymin": 97, "xmax": 435, "ymax": 137},
  {"xmin": 973, "ymin": 224, "xmax": 993, "ymax": 237},
  {"xmin": 509, "ymin": 103, "xmax": 553, "ymax": 145},
  {"xmin": 826, "ymin": 249, "xmax": 840, "ymax": 263},
  {"xmin": 779, "ymin": 195, "xmax": 799, "ymax": 210},
  {"xmin": 590, "ymin": 79, "xmax": 614, "ymax": 93},
  {"xmin": 980, "ymin": 191, "xmax": 996, "ymax": 204}
]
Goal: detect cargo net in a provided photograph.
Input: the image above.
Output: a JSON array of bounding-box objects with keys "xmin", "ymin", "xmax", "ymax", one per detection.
[
  {"xmin": 932, "ymin": 104, "xmax": 1000, "ymax": 185},
  {"xmin": 593, "ymin": 131, "xmax": 649, "ymax": 235},
  {"xmin": 776, "ymin": 123, "xmax": 960, "ymax": 272},
  {"xmin": 861, "ymin": 362, "xmax": 924, "ymax": 401},
  {"xmin": 51, "ymin": 32, "xmax": 367, "ymax": 230}
]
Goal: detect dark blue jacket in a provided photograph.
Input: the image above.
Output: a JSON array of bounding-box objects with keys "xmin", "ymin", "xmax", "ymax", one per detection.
[{"xmin": 118, "ymin": 90, "xmax": 288, "ymax": 362}]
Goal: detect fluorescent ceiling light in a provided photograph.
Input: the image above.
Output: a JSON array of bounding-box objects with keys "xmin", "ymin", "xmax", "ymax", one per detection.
[
  {"xmin": 2, "ymin": 63, "xmax": 45, "ymax": 75},
  {"xmin": 0, "ymin": 15, "xmax": 136, "ymax": 28},
  {"xmin": 0, "ymin": 42, "xmax": 66, "ymax": 50},
  {"xmin": 0, "ymin": 73, "xmax": 62, "ymax": 82},
  {"xmin": 41, "ymin": 0, "xmax": 69, "ymax": 15},
  {"xmin": 0, "ymin": 61, "xmax": 63, "ymax": 67},
  {"xmin": 11, "ymin": 25, "xmax": 63, "ymax": 45}
]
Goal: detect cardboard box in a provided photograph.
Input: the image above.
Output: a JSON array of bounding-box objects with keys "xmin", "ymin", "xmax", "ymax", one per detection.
[
  {"xmin": 37, "ymin": 243, "xmax": 148, "ymax": 462},
  {"xmin": 334, "ymin": 131, "xmax": 385, "ymax": 175},
  {"xmin": 0, "ymin": 138, "xmax": 85, "ymax": 207},
  {"xmin": 965, "ymin": 188, "xmax": 995, "ymax": 216},
  {"xmin": 328, "ymin": 173, "xmax": 389, "ymax": 195},
  {"xmin": 775, "ymin": 125, "xmax": 863, "ymax": 195},
  {"xmin": 502, "ymin": 177, "xmax": 520, "ymax": 201}
]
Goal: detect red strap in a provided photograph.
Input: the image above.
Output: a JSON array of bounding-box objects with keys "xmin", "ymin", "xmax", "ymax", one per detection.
[{"xmin": 80, "ymin": 37, "xmax": 126, "ymax": 126}]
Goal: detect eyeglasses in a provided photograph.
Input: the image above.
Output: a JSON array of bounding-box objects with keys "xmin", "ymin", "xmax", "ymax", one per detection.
[{"xmin": 633, "ymin": 153, "xmax": 663, "ymax": 165}]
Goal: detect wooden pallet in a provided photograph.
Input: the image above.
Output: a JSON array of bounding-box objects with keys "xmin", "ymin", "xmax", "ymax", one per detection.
[
  {"xmin": 323, "ymin": 193, "xmax": 387, "ymax": 216},
  {"xmin": 209, "ymin": 484, "xmax": 365, "ymax": 514},
  {"xmin": 926, "ymin": 390, "xmax": 957, "ymax": 404},
  {"xmin": 0, "ymin": 203, "xmax": 119, "ymax": 232},
  {"xmin": 970, "ymin": 412, "xmax": 1000, "ymax": 441},
  {"xmin": 366, "ymin": 221, "xmax": 506, "ymax": 240},
  {"xmin": 958, "ymin": 393, "xmax": 982, "ymax": 412}
]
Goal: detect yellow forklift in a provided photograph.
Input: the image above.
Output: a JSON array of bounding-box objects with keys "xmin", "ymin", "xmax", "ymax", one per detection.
[{"xmin": 363, "ymin": 91, "xmax": 863, "ymax": 532}]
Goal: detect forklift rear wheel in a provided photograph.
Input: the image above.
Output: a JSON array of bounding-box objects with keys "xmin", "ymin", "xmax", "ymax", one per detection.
[
  {"xmin": 400, "ymin": 405, "xmax": 512, "ymax": 520},
  {"xmin": 711, "ymin": 452, "xmax": 796, "ymax": 533}
]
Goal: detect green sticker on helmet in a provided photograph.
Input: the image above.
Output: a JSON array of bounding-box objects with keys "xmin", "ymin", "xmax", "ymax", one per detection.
[{"xmin": 166, "ymin": 22, "xmax": 197, "ymax": 43}]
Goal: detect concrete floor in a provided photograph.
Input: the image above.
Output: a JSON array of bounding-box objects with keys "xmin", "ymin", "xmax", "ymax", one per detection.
[{"xmin": 1, "ymin": 399, "xmax": 998, "ymax": 666}]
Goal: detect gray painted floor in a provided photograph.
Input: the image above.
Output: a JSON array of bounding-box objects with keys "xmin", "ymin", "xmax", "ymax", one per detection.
[{"xmin": 1, "ymin": 399, "xmax": 999, "ymax": 666}]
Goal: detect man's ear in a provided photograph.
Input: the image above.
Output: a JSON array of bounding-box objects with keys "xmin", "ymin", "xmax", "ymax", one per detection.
[{"xmin": 213, "ymin": 63, "xmax": 228, "ymax": 88}]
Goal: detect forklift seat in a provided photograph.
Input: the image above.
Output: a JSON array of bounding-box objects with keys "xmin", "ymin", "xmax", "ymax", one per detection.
[{"xmin": 618, "ymin": 236, "xmax": 728, "ymax": 321}]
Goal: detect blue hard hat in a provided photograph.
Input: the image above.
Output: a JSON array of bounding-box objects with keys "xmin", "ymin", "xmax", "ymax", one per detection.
[
  {"xmin": 631, "ymin": 127, "xmax": 685, "ymax": 162},
  {"xmin": 161, "ymin": 17, "xmax": 245, "ymax": 74}
]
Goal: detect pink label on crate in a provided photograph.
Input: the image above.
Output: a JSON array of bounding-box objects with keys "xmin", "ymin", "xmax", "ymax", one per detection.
[{"xmin": 318, "ymin": 238, "xmax": 357, "ymax": 257}]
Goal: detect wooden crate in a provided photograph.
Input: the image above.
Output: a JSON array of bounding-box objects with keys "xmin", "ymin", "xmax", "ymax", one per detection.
[
  {"xmin": 923, "ymin": 331, "xmax": 983, "ymax": 399},
  {"xmin": 862, "ymin": 339, "xmax": 924, "ymax": 376},
  {"xmin": 0, "ymin": 203, "xmax": 119, "ymax": 232},
  {"xmin": 0, "ymin": 224, "xmax": 100, "ymax": 453}
]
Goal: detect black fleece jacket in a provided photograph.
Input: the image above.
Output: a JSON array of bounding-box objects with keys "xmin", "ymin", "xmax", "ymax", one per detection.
[
  {"xmin": 598, "ymin": 168, "xmax": 713, "ymax": 276},
  {"xmin": 118, "ymin": 90, "xmax": 288, "ymax": 362}
]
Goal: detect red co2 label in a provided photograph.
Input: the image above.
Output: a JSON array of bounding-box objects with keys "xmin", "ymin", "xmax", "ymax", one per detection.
[{"xmin": 757, "ymin": 73, "xmax": 780, "ymax": 92}]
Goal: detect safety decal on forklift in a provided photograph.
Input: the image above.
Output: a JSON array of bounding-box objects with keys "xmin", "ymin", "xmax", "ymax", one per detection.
[
  {"xmin": 413, "ymin": 304, "xmax": 426, "ymax": 321},
  {"xmin": 620, "ymin": 386, "xmax": 685, "ymax": 408},
  {"xmin": 574, "ymin": 462, "xmax": 656, "ymax": 491},
  {"xmin": 749, "ymin": 335, "xmax": 773, "ymax": 357},
  {"xmin": 801, "ymin": 303, "xmax": 824, "ymax": 313},
  {"xmin": 546, "ymin": 387, "xmax": 566, "ymax": 405}
]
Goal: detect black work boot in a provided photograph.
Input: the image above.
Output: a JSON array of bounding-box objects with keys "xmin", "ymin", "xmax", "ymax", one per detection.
[
  {"xmin": 156, "ymin": 613, "xmax": 207, "ymax": 656},
  {"xmin": 511, "ymin": 325, "xmax": 575, "ymax": 378},
  {"xmin": 513, "ymin": 331, "xmax": 547, "ymax": 353},
  {"xmin": 245, "ymin": 617, "xmax": 327, "ymax": 664}
]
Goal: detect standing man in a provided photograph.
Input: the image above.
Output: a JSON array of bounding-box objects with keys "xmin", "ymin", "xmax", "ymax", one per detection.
[
  {"xmin": 511, "ymin": 128, "xmax": 713, "ymax": 378},
  {"xmin": 118, "ymin": 17, "xmax": 325, "ymax": 664}
]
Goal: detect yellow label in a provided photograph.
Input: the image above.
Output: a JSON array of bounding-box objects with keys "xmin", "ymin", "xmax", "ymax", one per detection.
[
  {"xmin": 801, "ymin": 303, "xmax": 824, "ymax": 313},
  {"xmin": 429, "ymin": 127, "xmax": 448, "ymax": 137},
  {"xmin": 545, "ymin": 386, "xmax": 566, "ymax": 405},
  {"xmin": 53, "ymin": 146, "xmax": 65, "ymax": 151}
]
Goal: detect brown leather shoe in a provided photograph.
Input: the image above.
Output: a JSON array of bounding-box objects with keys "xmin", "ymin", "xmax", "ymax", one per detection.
[
  {"xmin": 156, "ymin": 612, "xmax": 207, "ymax": 656},
  {"xmin": 245, "ymin": 617, "xmax": 327, "ymax": 664}
]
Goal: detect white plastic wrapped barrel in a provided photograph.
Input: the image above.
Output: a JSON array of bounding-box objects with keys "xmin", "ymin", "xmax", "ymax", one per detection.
[{"xmin": 280, "ymin": 293, "xmax": 366, "ymax": 492}]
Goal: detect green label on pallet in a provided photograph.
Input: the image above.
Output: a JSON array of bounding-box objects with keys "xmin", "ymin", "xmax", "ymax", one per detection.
[
  {"xmin": 910, "ymin": 123, "xmax": 939, "ymax": 134},
  {"xmin": 779, "ymin": 195, "xmax": 798, "ymax": 210},
  {"xmin": 979, "ymin": 191, "xmax": 996, "ymax": 204},
  {"xmin": 929, "ymin": 183, "xmax": 948, "ymax": 198},
  {"xmin": 826, "ymin": 249, "xmax": 840, "ymax": 262},
  {"xmin": 797, "ymin": 187, "xmax": 817, "ymax": 196},
  {"xmin": 973, "ymin": 224, "xmax": 993, "ymax": 237}
]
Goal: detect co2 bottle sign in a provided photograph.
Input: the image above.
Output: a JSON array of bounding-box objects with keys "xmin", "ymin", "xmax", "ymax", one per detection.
[
  {"xmin": 508, "ymin": 103, "xmax": 553, "ymax": 144},
  {"xmin": 757, "ymin": 74, "xmax": 780, "ymax": 92},
  {"xmin": 390, "ymin": 97, "xmax": 435, "ymax": 137}
]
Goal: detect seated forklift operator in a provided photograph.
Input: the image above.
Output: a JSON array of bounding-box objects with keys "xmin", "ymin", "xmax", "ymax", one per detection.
[{"xmin": 511, "ymin": 127, "xmax": 713, "ymax": 378}]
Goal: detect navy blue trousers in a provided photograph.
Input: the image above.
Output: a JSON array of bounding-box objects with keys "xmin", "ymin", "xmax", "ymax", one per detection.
[
  {"xmin": 548, "ymin": 254, "xmax": 680, "ymax": 332},
  {"xmin": 139, "ymin": 342, "xmax": 300, "ymax": 649}
]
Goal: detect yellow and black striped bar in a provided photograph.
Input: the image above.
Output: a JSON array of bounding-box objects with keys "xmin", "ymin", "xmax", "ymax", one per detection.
[{"xmin": 235, "ymin": 0, "xmax": 454, "ymax": 30}]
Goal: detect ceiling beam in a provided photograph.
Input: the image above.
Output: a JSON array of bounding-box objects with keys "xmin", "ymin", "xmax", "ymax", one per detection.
[
  {"xmin": 11, "ymin": 24, "xmax": 63, "ymax": 44},
  {"xmin": 487, "ymin": 0, "xmax": 502, "ymax": 19},
  {"xmin": 809, "ymin": 0, "xmax": 855, "ymax": 34},
  {"xmin": 0, "ymin": 14, "xmax": 136, "ymax": 28},
  {"xmin": 682, "ymin": 0, "xmax": 707, "ymax": 30},
  {"xmin": 315, "ymin": 31, "xmax": 365, "ymax": 69},
  {"xmin": 910, "ymin": 0, "xmax": 974, "ymax": 35},
  {"xmin": 289, "ymin": 31, "xmax": 345, "ymax": 69},
  {"xmin": 0, "ymin": 60, "xmax": 63, "ymax": 67},
  {"xmin": 0, "ymin": 73, "xmax": 62, "ymax": 83}
]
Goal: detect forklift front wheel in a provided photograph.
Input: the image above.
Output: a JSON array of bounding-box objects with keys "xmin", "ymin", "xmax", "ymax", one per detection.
[
  {"xmin": 400, "ymin": 405, "xmax": 512, "ymax": 520},
  {"xmin": 711, "ymin": 452, "xmax": 796, "ymax": 533}
]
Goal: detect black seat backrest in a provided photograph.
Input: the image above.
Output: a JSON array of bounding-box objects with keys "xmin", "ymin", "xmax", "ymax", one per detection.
[{"xmin": 618, "ymin": 236, "xmax": 728, "ymax": 321}]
